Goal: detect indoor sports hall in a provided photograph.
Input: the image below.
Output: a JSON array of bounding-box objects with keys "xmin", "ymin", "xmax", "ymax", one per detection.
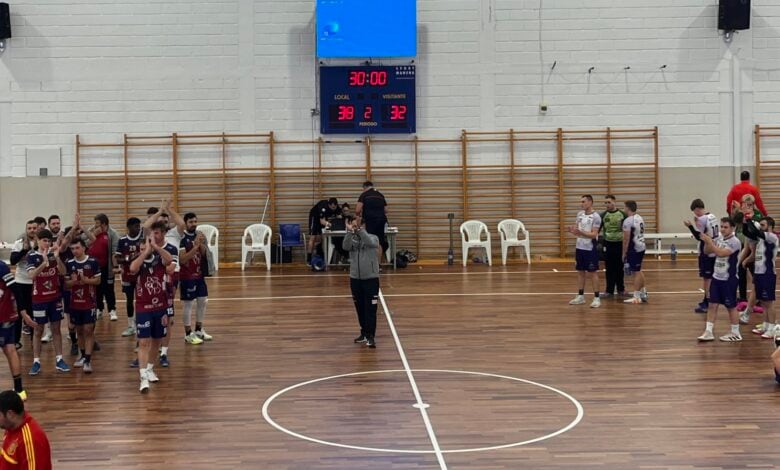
[{"xmin": 0, "ymin": 1, "xmax": 779, "ymax": 469}]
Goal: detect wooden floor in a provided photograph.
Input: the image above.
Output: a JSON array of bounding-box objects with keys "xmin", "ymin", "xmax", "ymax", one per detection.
[{"xmin": 12, "ymin": 260, "xmax": 780, "ymax": 469}]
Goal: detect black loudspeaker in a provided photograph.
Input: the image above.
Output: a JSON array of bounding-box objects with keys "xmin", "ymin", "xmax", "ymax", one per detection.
[
  {"xmin": 0, "ymin": 3, "xmax": 10, "ymax": 39},
  {"xmin": 719, "ymin": 0, "xmax": 750, "ymax": 31}
]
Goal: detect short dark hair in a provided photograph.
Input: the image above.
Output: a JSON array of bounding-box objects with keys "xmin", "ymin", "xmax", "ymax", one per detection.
[
  {"xmin": 740, "ymin": 171, "xmax": 750, "ymax": 181},
  {"xmin": 126, "ymin": 217, "xmax": 141, "ymax": 228},
  {"xmin": 184, "ymin": 212, "xmax": 197, "ymax": 222},
  {"xmin": 721, "ymin": 217, "xmax": 735, "ymax": 227},
  {"xmin": 605, "ymin": 195, "xmax": 616, "ymax": 201},
  {"xmin": 0, "ymin": 390, "xmax": 24, "ymax": 415},
  {"xmin": 63, "ymin": 226, "xmax": 72, "ymax": 236},
  {"xmin": 151, "ymin": 221, "xmax": 168, "ymax": 232},
  {"xmin": 48, "ymin": 215, "xmax": 60, "ymax": 223},
  {"xmin": 25, "ymin": 220, "xmax": 35, "ymax": 226},
  {"xmin": 94, "ymin": 213, "xmax": 109, "ymax": 226},
  {"xmin": 690, "ymin": 199, "xmax": 705, "ymax": 211},
  {"xmin": 342, "ymin": 202, "xmax": 350, "ymax": 208},
  {"xmin": 36, "ymin": 228, "xmax": 53, "ymax": 241},
  {"xmin": 764, "ymin": 216, "xmax": 775, "ymax": 230},
  {"xmin": 362, "ymin": 181, "xmax": 373, "ymax": 189},
  {"xmin": 70, "ymin": 238, "xmax": 86, "ymax": 248},
  {"xmin": 33, "ymin": 216, "xmax": 46, "ymax": 226},
  {"xmin": 147, "ymin": 207, "xmax": 158, "ymax": 215},
  {"xmin": 625, "ymin": 200, "xmax": 638, "ymax": 212},
  {"xmin": 327, "ymin": 198, "xmax": 338, "ymax": 206},
  {"xmin": 581, "ymin": 195, "xmax": 593, "ymax": 203}
]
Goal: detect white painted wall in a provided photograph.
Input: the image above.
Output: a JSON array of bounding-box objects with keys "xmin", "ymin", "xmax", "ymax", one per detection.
[{"xmin": 0, "ymin": 0, "xmax": 777, "ymax": 177}]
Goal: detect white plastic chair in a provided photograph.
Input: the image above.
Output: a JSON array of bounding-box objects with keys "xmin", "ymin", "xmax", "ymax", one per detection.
[
  {"xmin": 241, "ymin": 224, "xmax": 272, "ymax": 271},
  {"xmin": 460, "ymin": 220, "xmax": 492, "ymax": 266},
  {"xmin": 196, "ymin": 224, "xmax": 219, "ymax": 271},
  {"xmin": 498, "ymin": 219, "xmax": 531, "ymax": 265}
]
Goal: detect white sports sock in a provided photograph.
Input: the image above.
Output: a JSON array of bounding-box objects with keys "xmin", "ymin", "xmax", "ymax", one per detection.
[
  {"xmin": 55, "ymin": 355, "xmax": 62, "ymax": 362},
  {"xmin": 705, "ymin": 322, "xmax": 714, "ymax": 333},
  {"xmin": 139, "ymin": 369, "xmax": 147, "ymax": 379},
  {"xmin": 160, "ymin": 346, "xmax": 168, "ymax": 356},
  {"xmin": 731, "ymin": 324, "xmax": 740, "ymax": 335},
  {"xmin": 33, "ymin": 358, "xmax": 40, "ymax": 364},
  {"xmin": 146, "ymin": 364, "xmax": 154, "ymax": 373},
  {"xmin": 182, "ymin": 300, "xmax": 194, "ymax": 328},
  {"xmin": 128, "ymin": 317, "xmax": 134, "ymax": 328},
  {"xmin": 196, "ymin": 297, "xmax": 207, "ymax": 323}
]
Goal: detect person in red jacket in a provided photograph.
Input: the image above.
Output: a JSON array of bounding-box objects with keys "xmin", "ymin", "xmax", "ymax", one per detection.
[
  {"xmin": 0, "ymin": 390, "xmax": 51, "ymax": 469},
  {"xmin": 726, "ymin": 171, "xmax": 768, "ymax": 216}
]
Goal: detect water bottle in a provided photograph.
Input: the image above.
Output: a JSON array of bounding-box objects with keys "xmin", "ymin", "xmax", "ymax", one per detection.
[{"xmin": 670, "ymin": 243, "xmax": 677, "ymax": 262}]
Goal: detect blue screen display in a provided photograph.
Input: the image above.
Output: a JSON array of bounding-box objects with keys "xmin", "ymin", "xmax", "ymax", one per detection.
[{"xmin": 316, "ymin": 0, "xmax": 416, "ymax": 58}]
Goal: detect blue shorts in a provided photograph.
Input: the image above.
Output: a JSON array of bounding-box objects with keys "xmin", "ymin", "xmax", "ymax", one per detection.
[
  {"xmin": 32, "ymin": 300, "xmax": 64, "ymax": 325},
  {"xmin": 180, "ymin": 279, "xmax": 208, "ymax": 301},
  {"xmin": 0, "ymin": 322, "xmax": 16, "ymax": 348},
  {"xmin": 626, "ymin": 250, "xmax": 645, "ymax": 272},
  {"xmin": 62, "ymin": 291, "xmax": 71, "ymax": 315},
  {"xmin": 136, "ymin": 310, "xmax": 168, "ymax": 339},
  {"xmin": 753, "ymin": 273, "xmax": 776, "ymax": 302},
  {"xmin": 70, "ymin": 309, "xmax": 96, "ymax": 326},
  {"xmin": 575, "ymin": 248, "xmax": 600, "ymax": 272},
  {"xmin": 709, "ymin": 278, "xmax": 738, "ymax": 308},
  {"xmin": 698, "ymin": 254, "xmax": 716, "ymax": 279}
]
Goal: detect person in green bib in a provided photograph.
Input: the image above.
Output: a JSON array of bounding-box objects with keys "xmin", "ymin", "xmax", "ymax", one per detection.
[{"xmin": 601, "ymin": 195, "xmax": 627, "ymax": 298}]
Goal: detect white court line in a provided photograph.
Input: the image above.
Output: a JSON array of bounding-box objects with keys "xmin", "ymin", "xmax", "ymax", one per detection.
[
  {"xmin": 378, "ymin": 289, "xmax": 448, "ymax": 469},
  {"xmin": 112, "ymin": 289, "xmax": 706, "ymax": 303},
  {"xmin": 209, "ymin": 267, "xmax": 698, "ymax": 280}
]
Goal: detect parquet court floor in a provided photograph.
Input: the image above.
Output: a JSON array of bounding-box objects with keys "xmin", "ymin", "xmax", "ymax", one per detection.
[{"xmin": 13, "ymin": 260, "xmax": 780, "ymax": 469}]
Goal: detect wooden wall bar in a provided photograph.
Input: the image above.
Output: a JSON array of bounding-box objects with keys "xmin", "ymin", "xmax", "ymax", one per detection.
[
  {"xmin": 755, "ymin": 124, "xmax": 780, "ymax": 217},
  {"xmin": 76, "ymin": 128, "xmax": 658, "ymax": 262}
]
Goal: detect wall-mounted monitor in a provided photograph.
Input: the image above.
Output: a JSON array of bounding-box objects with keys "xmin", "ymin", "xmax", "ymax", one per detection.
[{"xmin": 316, "ymin": 0, "xmax": 416, "ymax": 58}]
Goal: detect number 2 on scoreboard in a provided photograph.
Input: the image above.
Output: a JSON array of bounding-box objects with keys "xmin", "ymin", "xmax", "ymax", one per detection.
[{"xmin": 363, "ymin": 105, "xmax": 373, "ymax": 121}]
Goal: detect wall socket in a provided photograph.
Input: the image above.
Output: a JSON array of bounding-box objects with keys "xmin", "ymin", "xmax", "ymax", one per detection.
[{"xmin": 539, "ymin": 102, "xmax": 548, "ymax": 114}]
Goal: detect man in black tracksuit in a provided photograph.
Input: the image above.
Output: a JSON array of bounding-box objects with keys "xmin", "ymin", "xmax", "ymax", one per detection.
[
  {"xmin": 356, "ymin": 181, "xmax": 388, "ymax": 259},
  {"xmin": 343, "ymin": 216, "xmax": 380, "ymax": 349}
]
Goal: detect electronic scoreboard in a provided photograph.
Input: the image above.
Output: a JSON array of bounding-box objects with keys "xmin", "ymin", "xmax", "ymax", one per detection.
[{"xmin": 319, "ymin": 65, "xmax": 416, "ymax": 134}]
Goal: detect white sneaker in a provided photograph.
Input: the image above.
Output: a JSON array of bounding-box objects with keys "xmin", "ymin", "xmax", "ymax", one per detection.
[
  {"xmin": 74, "ymin": 357, "xmax": 85, "ymax": 368},
  {"xmin": 739, "ymin": 310, "xmax": 751, "ymax": 325},
  {"xmin": 590, "ymin": 297, "xmax": 601, "ymax": 308},
  {"xmin": 121, "ymin": 326, "xmax": 136, "ymax": 337},
  {"xmin": 697, "ymin": 330, "xmax": 715, "ymax": 341},
  {"xmin": 752, "ymin": 325, "xmax": 766, "ymax": 335},
  {"xmin": 639, "ymin": 290, "xmax": 648, "ymax": 303},
  {"xmin": 569, "ymin": 295, "xmax": 586, "ymax": 305},
  {"xmin": 194, "ymin": 329, "xmax": 213, "ymax": 341},
  {"xmin": 139, "ymin": 377, "xmax": 150, "ymax": 393},
  {"xmin": 146, "ymin": 369, "xmax": 159, "ymax": 383},
  {"xmin": 96, "ymin": 310, "xmax": 104, "ymax": 320},
  {"xmin": 109, "ymin": 310, "xmax": 118, "ymax": 321},
  {"xmin": 184, "ymin": 333, "xmax": 204, "ymax": 345},
  {"xmin": 41, "ymin": 329, "xmax": 52, "ymax": 343},
  {"xmin": 719, "ymin": 333, "xmax": 742, "ymax": 342}
]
